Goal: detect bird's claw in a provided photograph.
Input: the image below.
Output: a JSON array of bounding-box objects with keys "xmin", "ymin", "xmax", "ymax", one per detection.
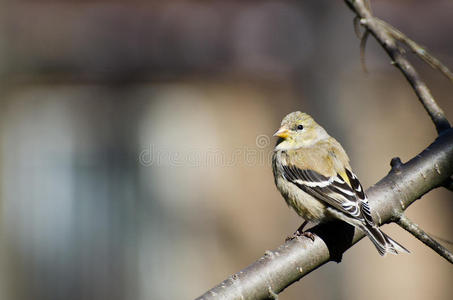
[
  {"xmin": 301, "ymin": 231, "xmax": 316, "ymax": 241},
  {"xmin": 285, "ymin": 230, "xmax": 316, "ymax": 242}
]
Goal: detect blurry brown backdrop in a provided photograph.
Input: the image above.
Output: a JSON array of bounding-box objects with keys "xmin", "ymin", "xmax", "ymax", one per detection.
[{"xmin": 0, "ymin": 1, "xmax": 452, "ymax": 300}]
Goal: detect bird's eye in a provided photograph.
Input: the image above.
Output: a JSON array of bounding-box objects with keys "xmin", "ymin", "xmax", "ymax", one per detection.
[{"xmin": 297, "ymin": 124, "xmax": 304, "ymax": 130}]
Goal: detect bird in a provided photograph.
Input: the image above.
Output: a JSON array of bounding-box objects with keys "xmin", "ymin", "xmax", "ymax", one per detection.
[{"xmin": 272, "ymin": 111, "xmax": 409, "ymax": 256}]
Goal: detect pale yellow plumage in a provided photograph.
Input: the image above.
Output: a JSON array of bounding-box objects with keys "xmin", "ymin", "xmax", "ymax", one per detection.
[
  {"xmin": 272, "ymin": 111, "xmax": 409, "ymax": 256},
  {"xmin": 285, "ymin": 138, "xmax": 351, "ymax": 183}
]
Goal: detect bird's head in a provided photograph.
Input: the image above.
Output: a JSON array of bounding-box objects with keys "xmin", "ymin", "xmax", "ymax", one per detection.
[{"xmin": 273, "ymin": 111, "xmax": 328, "ymax": 150}]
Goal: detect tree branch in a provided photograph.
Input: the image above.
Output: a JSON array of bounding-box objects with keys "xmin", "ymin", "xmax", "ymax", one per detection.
[
  {"xmin": 196, "ymin": 128, "xmax": 453, "ymax": 300},
  {"xmin": 345, "ymin": 0, "xmax": 451, "ymax": 134},
  {"xmin": 396, "ymin": 214, "xmax": 453, "ymax": 264}
]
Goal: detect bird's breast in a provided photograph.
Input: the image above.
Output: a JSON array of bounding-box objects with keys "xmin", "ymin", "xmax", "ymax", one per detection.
[{"xmin": 272, "ymin": 150, "xmax": 328, "ymax": 221}]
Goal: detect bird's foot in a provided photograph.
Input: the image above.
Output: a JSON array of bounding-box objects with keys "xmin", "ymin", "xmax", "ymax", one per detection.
[
  {"xmin": 301, "ymin": 231, "xmax": 316, "ymax": 241},
  {"xmin": 285, "ymin": 230, "xmax": 315, "ymax": 242}
]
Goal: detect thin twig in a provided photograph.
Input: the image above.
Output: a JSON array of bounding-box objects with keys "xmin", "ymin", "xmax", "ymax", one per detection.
[
  {"xmin": 397, "ymin": 214, "xmax": 453, "ymax": 264},
  {"xmin": 353, "ymin": 16, "xmax": 362, "ymax": 39},
  {"xmin": 346, "ymin": 0, "xmax": 451, "ymax": 134},
  {"xmin": 353, "ymin": 16, "xmax": 370, "ymax": 73},
  {"xmin": 360, "ymin": 29, "xmax": 370, "ymax": 73},
  {"xmin": 375, "ymin": 19, "xmax": 453, "ymax": 83}
]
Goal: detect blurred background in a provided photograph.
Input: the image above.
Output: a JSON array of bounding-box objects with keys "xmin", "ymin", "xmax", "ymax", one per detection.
[{"xmin": 0, "ymin": 0, "xmax": 452, "ymax": 299}]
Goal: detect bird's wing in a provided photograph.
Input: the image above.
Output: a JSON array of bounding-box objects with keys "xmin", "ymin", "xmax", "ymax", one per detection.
[{"xmin": 282, "ymin": 165, "xmax": 374, "ymax": 225}]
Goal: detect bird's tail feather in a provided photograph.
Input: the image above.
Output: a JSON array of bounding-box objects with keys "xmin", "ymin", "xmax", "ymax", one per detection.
[{"xmin": 361, "ymin": 224, "xmax": 410, "ymax": 256}]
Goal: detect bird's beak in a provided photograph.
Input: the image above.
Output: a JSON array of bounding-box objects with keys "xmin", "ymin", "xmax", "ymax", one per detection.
[{"xmin": 273, "ymin": 127, "xmax": 290, "ymax": 139}]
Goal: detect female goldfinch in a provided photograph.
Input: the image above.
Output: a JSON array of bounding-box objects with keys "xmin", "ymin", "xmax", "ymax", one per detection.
[{"xmin": 272, "ymin": 111, "xmax": 408, "ymax": 256}]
